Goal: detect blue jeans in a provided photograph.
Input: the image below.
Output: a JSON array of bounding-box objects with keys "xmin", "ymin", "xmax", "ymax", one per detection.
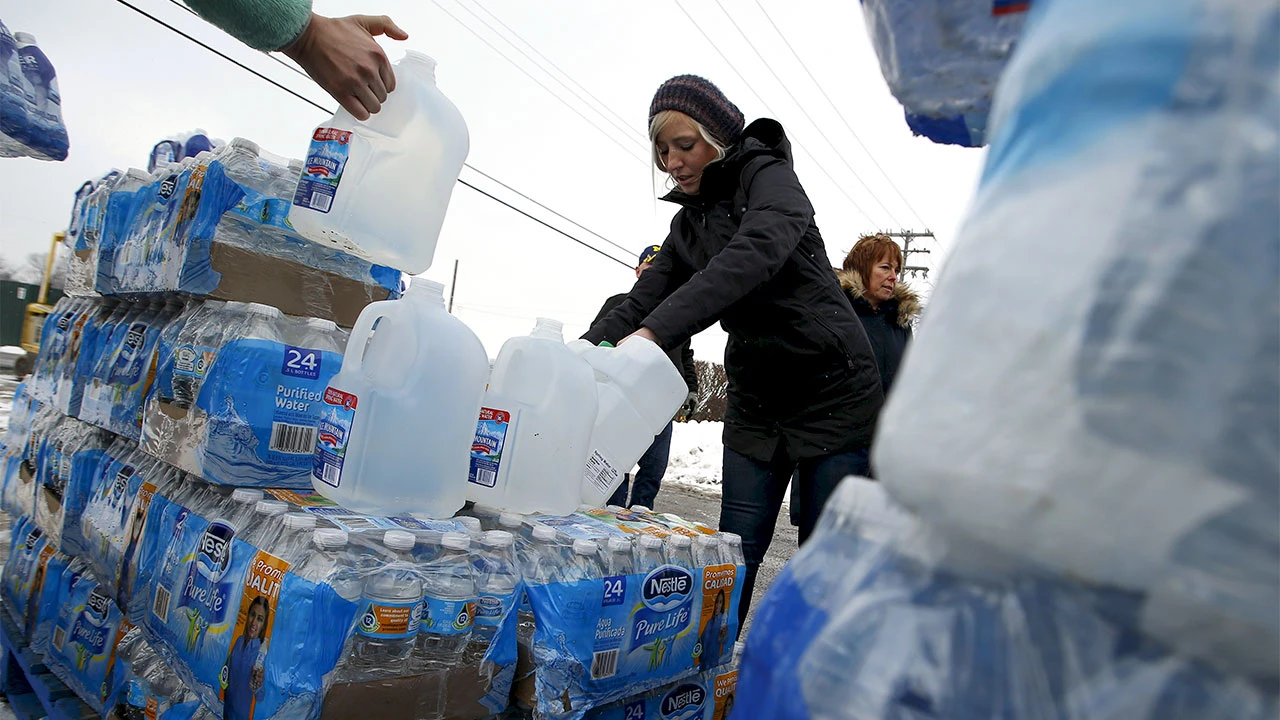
[
  {"xmin": 607, "ymin": 421, "xmax": 674, "ymax": 509},
  {"xmin": 720, "ymin": 441, "xmax": 871, "ymax": 628}
]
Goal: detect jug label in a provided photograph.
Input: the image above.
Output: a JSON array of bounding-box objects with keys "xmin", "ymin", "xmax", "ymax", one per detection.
[
  {"xmin": 585, "ymin": 450, "xmax": 621, "ymax": 496},
  {"xmin": 313, "ymin": 387, "xmax": 358, "ymax": 488},
  {"xmin": 293, "ymin": 127, "xmax": 351, "ymax": 214},
  {"xmin": 468, "ymin": 407, "xmax": 512, "ymax": 489}
]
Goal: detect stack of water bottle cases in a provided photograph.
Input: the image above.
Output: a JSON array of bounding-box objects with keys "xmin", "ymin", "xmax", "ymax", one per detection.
[{"xmin": 0, "ymin": 133, "xmax": 746, "ymax": 720}]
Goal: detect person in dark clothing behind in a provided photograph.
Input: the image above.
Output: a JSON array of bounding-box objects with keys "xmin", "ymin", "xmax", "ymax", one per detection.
[
  {"xmin": 582, "ymin": 75, "xmax": 884, "ymax": 627},
  {"xmin": 591, "ymin": 244, "xmax": 700, "ymax": 510},
  {"xmin": 839, "ymin": 233, "xmax": 922, "ymax": 397}
]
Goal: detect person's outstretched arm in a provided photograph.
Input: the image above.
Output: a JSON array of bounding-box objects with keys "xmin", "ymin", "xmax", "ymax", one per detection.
[{"xmin": 183, "ymin": 1, "xmax": 408, "ymax": 121}]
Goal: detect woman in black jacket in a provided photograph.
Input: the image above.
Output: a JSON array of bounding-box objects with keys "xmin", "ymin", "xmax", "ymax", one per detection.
[
  {"xmin": 582, "ymin": 75, "xmax": 883, "ymax": 626},
  {"xmin": 839, "ymin": 234, "xmax": 922, "ymax": 397}
]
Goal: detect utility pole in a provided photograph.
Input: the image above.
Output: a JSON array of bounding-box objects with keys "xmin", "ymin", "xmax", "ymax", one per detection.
[
  {"xmin": 884, "ymin": 230, "xmax": 934, "ymax": 281},
  {"xmin": 448, "ymin": 259, "xmax": 459, "ymax": 313}
]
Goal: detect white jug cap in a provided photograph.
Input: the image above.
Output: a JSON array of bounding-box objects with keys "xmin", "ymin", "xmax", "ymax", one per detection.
[
  {"xmin": 629, "ymin": 505, "xmax": 652, "ymax": 514},
  {"xmin": 639, "ymin": 535, "xmax": 663, "ymax": 549},
  {"xmin": 572, "ymin": 539, "xmax": 599, "ymax": 555},
  {"xmin": 407, "ymin": 279, "xmax": 446, "ymax": 300},
  {"xmin": 532, "ymin": 525, "xmax": 558, "ymax": 542},
  {"xmin": 605, "ymin": 505, "xmax": 626, "ymax": 513},
  {"xmin": 313, "ymin": 528, "xmax": 348, "ymax": 548},
  {"xmin": 441, "ymin": 532, "xmax": 470, "ymax": 551},
  {"xmin": 721, "ymin": 532, "xmax": 742, "ymax": 546},
  {"xmin": 384, "ymin": 529, "xmax": 416, "ymax": 551},
  {"xmin": 232, "ymin": 488, "xmax": 264, "ymax": 504},
  {"xmin": 283, "ymin": 512, "xmax": 316, "ymax": 530},
  {"xmin": 13, "ymin": 32, "xmax": 35, "ymax": 45},
  {"xmin": 694, "ymin": 534, "xmax": 719, "ymax": 547},
  {"xmin": 607, "ymin": 536, "xmax": 631, "ymax": 552},
  {"xmin": 482, "ymin": 530, "xmax": 514, "ymax": 548},
  {"xmin": 457, "ymin": 516, "xmax": 482, "ymax": 534},
  {"xmin": 668, "ymin": 534, "xmax": 692, "ymax": 548},
  {"xmin": 472, "ymin": 504, "xmax": 501, "ymax": 518},
  {"xmin": 531, "ymin": 317, "xmax": 564, "ymax": 340},
  {"xmin": 255, "ymin": 499, "xmax": 289, "ymax": 516},
  {"xmin": 498, "ymin": 512, "xmax": 524, "ymax": 529}
]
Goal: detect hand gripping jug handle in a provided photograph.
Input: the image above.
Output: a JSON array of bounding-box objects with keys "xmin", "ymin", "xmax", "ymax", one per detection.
[{"xmin": 342, "ymin": 302, "xmax": 421, "ymax": 389}]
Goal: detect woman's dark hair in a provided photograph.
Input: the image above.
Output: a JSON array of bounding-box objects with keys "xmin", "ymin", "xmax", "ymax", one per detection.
[{"xmin": 244, "ymin": 596, "xmax": 270, "ymax": 641}]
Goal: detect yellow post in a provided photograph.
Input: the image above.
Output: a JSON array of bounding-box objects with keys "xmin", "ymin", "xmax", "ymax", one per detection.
[{"xmin": 37, "ymin": 231, "xmax": 64, "ymax": 305}]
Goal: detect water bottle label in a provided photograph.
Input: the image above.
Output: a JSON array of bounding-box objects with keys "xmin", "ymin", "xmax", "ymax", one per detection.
[
  {"xmin": 293, "ymin": 128, "xmax": 351, "ymax": 214},
  {"xmin": 172, "ymin": 344, "xmax": 215, "ymax": 380},
  {"xmin": 313, "ymin": 387, "xmax": 357, "ymax": 489},
  {"xmin": 355, "ymin": 598, "xmax": 420, "ymax": 640},
  {"xmin": 473, "ymin": 590, "xmax": 517, "ymax": 629},
  {"xmin": 419, "ymin": 596, "xmax": 475, "ymax": 636},
  {"xmin": 468, "ymin": 407, "xmax": 511, "ymax": 488}
]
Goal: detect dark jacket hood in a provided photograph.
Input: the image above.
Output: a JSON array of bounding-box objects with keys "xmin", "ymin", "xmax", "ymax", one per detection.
[
  {"xmin": 662, "ymin": 118, "xmax": 791, "ymax": 206},
  {"xmin": 837, "ymin": 269, "xmax": 922, "ymax": 328}
]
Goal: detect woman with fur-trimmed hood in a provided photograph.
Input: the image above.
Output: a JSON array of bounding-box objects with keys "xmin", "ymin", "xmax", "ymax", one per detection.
[{"xmin": 840, "ymin": 234, "xmax": 922, "ymax": 396}]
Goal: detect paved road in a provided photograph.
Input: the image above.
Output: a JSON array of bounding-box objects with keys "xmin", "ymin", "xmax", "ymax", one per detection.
[{"xmin": 649, "ymin": 482, "xmax": 799, "ymax": 639}]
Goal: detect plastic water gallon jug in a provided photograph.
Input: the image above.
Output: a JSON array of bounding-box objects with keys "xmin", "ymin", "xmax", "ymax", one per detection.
[
  {"xmin": 288, "ymin": 52, "xmax": 468, "ymax": 274},
  {"xmin": 311, "ymin": 279, "xmax": 488, "ymax": 518},
  {"xmin": 467, "ymin": 318, "xmax": 597, "ymax": 516},
  {"xmin": 569, "ymin": 337, "xmax": 687, "ymax": 507}
]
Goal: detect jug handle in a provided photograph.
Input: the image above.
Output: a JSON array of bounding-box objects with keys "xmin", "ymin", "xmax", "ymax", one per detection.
[{"xmin": 343, "ymin": 301, "xmax": 422, "ymax": 389}]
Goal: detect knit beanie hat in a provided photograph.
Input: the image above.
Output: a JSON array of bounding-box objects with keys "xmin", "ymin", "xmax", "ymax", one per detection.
[{"xmin": 649, "ymin": 75, "xmax": 745, "ymax": 146}]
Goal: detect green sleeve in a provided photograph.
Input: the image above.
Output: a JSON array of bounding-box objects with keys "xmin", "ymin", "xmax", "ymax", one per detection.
[{"xmin": 184, "ymin": 0, "xmax": 313, "ymax": 52}]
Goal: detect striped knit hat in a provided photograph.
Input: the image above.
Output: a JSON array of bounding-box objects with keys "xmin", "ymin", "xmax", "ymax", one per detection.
[{"xmin": 649, "ymin": 75, "xmax": 745, "ymax": 146}]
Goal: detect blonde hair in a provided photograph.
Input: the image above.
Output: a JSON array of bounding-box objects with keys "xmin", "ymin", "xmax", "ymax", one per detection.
[{"xmin": 649, "ymin": 110, "xmax": 728, "ymax": 178}]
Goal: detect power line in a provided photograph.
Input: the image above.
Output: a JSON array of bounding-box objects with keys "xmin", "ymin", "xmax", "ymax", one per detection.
[
  {"xmin": 430, "ymin": 0, "xmax": 649, "ymax": 165},
  {"xmin": 457, "ymin": 179, "xmax": 632, "ymax": 267},
  {"xmin": 462, "ymin": 165, "xmax": 638, "ymax": 259},
  {"xmin": 452, "ymin": 0, "xmax": 644, "ymax": 145},
  {"xmin": 466, "ymin": 0, "xmax": 642, "ymax": 143},
  {"xmin": 165, "ymin": 0, "xmax": 320, "ymax": 88},
  {"xmin": 751, "ymin": 0, "xmax": 932, "ymax": 230},
  {"xmin": 671, "ymin": 0, "xmax": 877, "ymax": 227},
  {"xmin": 712, "ymin": 0, "xmax": 902, "ymax": 228},
  {"xmin": 113, "ymin": 0, "xmax": 634, "ymax": 270}
]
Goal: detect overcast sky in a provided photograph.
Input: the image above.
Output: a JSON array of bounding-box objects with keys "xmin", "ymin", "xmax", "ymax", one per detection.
[{"xmin": 0, "ymin": 0, "xmax": 984, "ymax": 362}]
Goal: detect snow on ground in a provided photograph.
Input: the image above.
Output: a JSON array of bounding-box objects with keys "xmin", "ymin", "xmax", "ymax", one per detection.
[{"xmin": 665, "ymin": 421, "xmax": 725, "ymax": 495}]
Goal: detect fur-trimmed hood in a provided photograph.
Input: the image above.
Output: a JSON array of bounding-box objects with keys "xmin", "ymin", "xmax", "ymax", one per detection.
[{"xmin": 837, "ymin": 269, "xmax": 921, "ymax": 328}]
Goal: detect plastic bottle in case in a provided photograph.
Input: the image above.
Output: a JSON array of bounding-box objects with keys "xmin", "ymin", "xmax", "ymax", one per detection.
[
  {"xmin": 295, "ymin": 529, "xmax": 361, "ymax": 601},
  {"xmin": 289, "ymin": 52, "xmax": 468, "ymax": 274},
  {"xmin": 473, "ymin": 529, "xmax": 518, "ymax": 644},
  {"xmin": 467, "ymin": 318, "xmax": 598, "ymax": 516},
  {"xmin": 311, "ymin": 279, "xmax": 488, "ymax": 519},
  {"xmin": 347, "ymin": 530, "xmax": 423, "ymax": 679},
  {"xmin": 635, "ymin": 535, "xmax": 665, "ymax": 574},
  {"xmin": 412, "ymin": 531, "xmax": 475, "ymax": 664},
  {"xmin": 603, "ymin": 535, "xmax": 634, "ymax": 576},
  {"xmin": 170, "ymin": 300, "xmax": 229, "ymax": 409}
]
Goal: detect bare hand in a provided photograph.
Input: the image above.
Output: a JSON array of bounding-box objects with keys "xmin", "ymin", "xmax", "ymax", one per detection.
[
  {"xmin": 283, "ymin": 14, "xmax": 409, "ymax": 121},
  {"xmin": 621, "ymin": 327, "xmax": 660, "ymax": 346}
]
